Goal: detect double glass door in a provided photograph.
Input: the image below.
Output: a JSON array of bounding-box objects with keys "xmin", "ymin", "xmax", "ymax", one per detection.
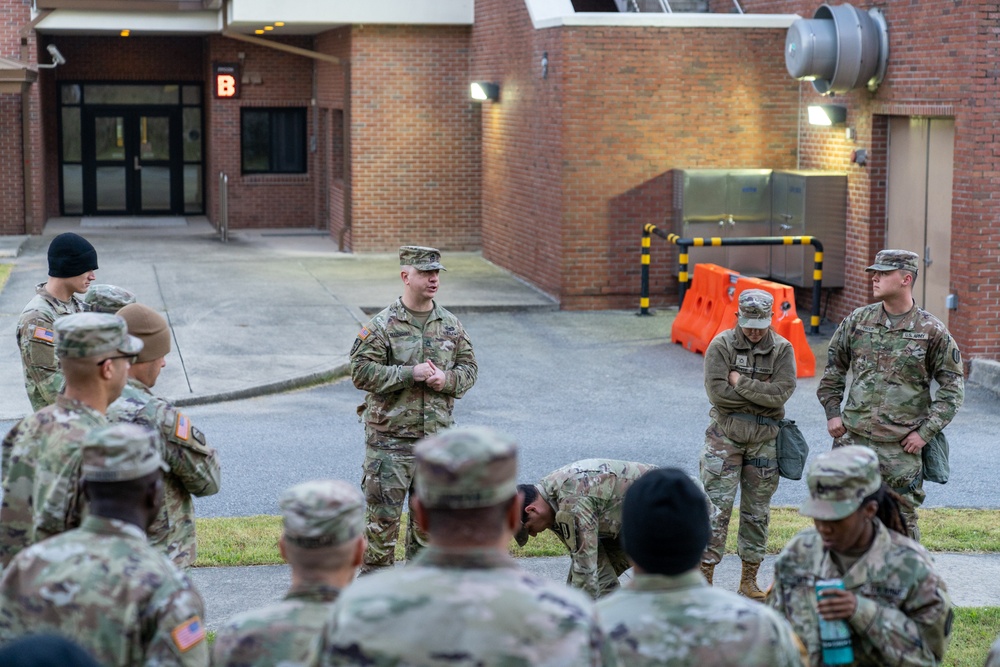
[{"xmin": 83, "ymin": 107, "xmax": 180, "ymax": 215}]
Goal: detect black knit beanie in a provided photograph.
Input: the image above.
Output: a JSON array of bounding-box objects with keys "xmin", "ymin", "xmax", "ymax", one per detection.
[
  {"xmin": 621, "ymin": 468, "xmax": 710, "ymax": 576},
  {"xmin": 48, "ymin": 233, "xmax": 98, "ymax": 278}
]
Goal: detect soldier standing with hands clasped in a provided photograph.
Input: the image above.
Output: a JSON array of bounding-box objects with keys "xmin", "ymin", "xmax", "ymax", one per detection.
[
  {"xmin": 817, "ymin": 249, "xmax": 964, "ymax": 540},
  {"xmin": 350, "ymin": 246, "xmax": 477, "ymax": 573},
  {"xmin": 699, "ymin": 289, "xmax": 796, "ymax": 600}
]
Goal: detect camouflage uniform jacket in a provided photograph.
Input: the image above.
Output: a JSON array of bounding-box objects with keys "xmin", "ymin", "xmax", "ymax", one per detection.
[
  {"xmin": 704, "ymin": 327, "xmax": 796, "ymax": 443},
  {"xmin": 0, "ymin": 395, "xmax": 107, "ymax": 567},
  {"xmin": 817, "ymin": 302, "xmax": 964, "ymax": 443},
  {"xmin": 539, "ymin": 459, "xmax": 656, "ymax": 600},
  {"xmin": 596, "ymin": 571, "xmax": 805, "ymax": 666},
  {"xmin": 108, "ymin": 378, "xmax": 221, "ymax": 568},
  {"xmin": 17, "ymin": 282, "xmax": 87, "ymax": 411},
  {"xmin": 985, "ymin": 636, "xmax": 1000, "ymax": 667},
  {"xmin": 351, "ymin": 298, "xmax": 477, "ymax": 439},
  {"xmin": 313, "ymin": 546, "xmax": 615, "ymax": 666},
  {"xmin": 767, "ymin": 521, "xmax": 952, "ymax": 666},
  {"xmin": 212, "ymin": 582, "xmax": 340, "ymax": 667},
  {"xmin": 0, "ymin": 515, "xmax": 209, "ymax": 666}
]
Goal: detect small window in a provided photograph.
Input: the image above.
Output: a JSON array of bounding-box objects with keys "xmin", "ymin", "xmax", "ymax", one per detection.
[{"xmin": 241, "ymin": 108, "xmax": 307, "ymax": 174}]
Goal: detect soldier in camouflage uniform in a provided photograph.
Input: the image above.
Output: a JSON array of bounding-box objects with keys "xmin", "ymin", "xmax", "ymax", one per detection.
[
  {"xmin": 700, "ymin": 289, "xmax": 796, "ymax": 600},
  {"xmin": 768, "ymin": 446, "xmax": 953, "ymax": 667},
  {"xmin": 986, "ymin": 635, "xmax": 1000, "ymax": 667},
  {"xmin": 0, "ymin": 312, "xmax": 141, "ymax": 567},
  {"xmin": 597, "ymin": 467, "xmax": 806, "ymax": 666},
  {"xmin": 17, "ymin": 232, "xmax": 99, "ymax": 411},
  {"xmin": 0, "ymin": 423, "xmax": 209, "ymax": 666},
  {"xmin": 516, "ymin": 459, "xmax": 655, "ymax": 599},
  {"xmin": 108, "ymin": 303, "xmax": 221, "ymax": 568},
  {"xmin": 817, "ymin": 249, "xmax": 965, "ymax": 540},
  {"xmin": 313, "ymin": 427, "xmax": 615, "ymax": 667},
  {"xmin": 83, "ymin": 283, "xmax": 136, "ymax": 313},
  {"xmin": 350, "ymin": 246, "xmax": 477, "ymax": 572},
  {"xmin": 212, "ymin": 480, "xmax": 365, "ymax": 667}
]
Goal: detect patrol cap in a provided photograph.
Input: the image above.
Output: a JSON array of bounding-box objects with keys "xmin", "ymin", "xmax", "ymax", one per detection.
[
  {"xmin": 83, "ymin": 284, "xmax": 137, "ymax": 314},
  {"xmin": 55, "ymin": 312, "xmax": 143, "ymax": 360},
  {"xmin": 279, "ymin": 480, "xmax": 365, "ymax": 549},
  {"xmin": 800, "ymin": 446, "xmax": 882, "ymax": 520},
  {"xmin": 82, "ymin": 423, "xmax": 168, "ymax": 483},
  {"xmin": 414, "ymin": 427, "xmax": 517, "ymax": 509},
  {"xmin": 399, "ymin": 246, "xmax": 446, "ymax": 271},
  {"xmin": 118, "ymin": 303, "xmax": 171, "ymax": 363},
  {"xmin": 866, "ymin": 249, "xmax": 919, "ymax": 275},
  {"xmin": 737, "ymin": 289, "xmax": 774, "ymax": 329}
]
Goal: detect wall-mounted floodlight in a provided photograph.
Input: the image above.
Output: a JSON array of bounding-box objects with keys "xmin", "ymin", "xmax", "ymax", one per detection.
[
  {"xmin": 807, "ymin": 104, "xmax": 847, "ymax": 126},
  {"xmin": 470, "ymin": 82, "xmax": 499, "ymax": 102},
  {"xmin": 37, "ymin": 44, "xmax": 66, "ymax": 69}
]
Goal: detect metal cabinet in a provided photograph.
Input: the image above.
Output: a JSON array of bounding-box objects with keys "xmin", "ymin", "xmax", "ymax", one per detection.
[
  {"xmin": 769, "ymin": 170, "xmax": 847, "ymax": 288},
  {"xmin": 672, "ymin": 169, "xmax": 772, "ymax": 277}
]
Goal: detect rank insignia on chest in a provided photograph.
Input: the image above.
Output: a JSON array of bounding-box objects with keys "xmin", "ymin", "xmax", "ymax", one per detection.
[
  {"xmin": 736, "ymin": 354, "xmax": 749, "ymax": 367},
  {"xmin": 32, "ymin": 327, "xmax": 54, "ymax": 343}
]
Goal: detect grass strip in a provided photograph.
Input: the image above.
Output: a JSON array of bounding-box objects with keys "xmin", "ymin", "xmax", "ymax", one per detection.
[
  {"xmin": 195, "ymin": 507, "xmax": 1000, "ymax": 567},
  {"xmin": 948, "ymin": 608, "xmax": 1000, "ymax": 666},
  {"xmin": 0, "ymin": 264, "xmax": 12, "ymax": 296}
]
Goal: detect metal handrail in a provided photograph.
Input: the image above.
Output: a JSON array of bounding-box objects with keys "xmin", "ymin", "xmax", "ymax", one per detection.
[
  {"xmin": 218, "ymin": 172, "xmax": 229, "ymax": 243},
  {"xmin": 639, "ymin": 224, "xmax": 825, "ymax": 334}
]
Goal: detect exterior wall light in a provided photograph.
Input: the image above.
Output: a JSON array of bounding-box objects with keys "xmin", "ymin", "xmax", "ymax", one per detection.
[
  {"xmin": 807, "ymin": 104, "xmax": 846, "ymax": 126},
  {"xmin": 470, "ymin": 82, "xmax": 499, "ymax": 102}
]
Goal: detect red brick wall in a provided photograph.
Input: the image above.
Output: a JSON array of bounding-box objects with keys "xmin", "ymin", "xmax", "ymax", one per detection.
[
  {"xmin": 0, "ymin": 94, "xmax": 25, "ymax": 233},
  {"xmin": 316, "ymin": 28, "xmax": 351, "ymax": 248},
  {"xmin": 474, "ymin": 0, "xmax": 799, "ymax": 308},
  {"xmin": 345, "ymin": 25, "xmax": 481, "ymax": 252},
  {"xmin": 205, "ymin": 35, "xmax": 316, "ymax": 229},
  {"xmin": 739, "ymin": 0, "xmax": 999, "ymax": 359}
]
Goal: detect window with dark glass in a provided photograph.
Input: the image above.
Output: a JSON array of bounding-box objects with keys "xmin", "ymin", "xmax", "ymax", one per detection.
[{"xmin": 241, "ymin": 108, "xmax": 307, "ymax": 174}]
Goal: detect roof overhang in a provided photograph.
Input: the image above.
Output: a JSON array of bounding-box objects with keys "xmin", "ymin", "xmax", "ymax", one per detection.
[
  {"xmin": 525, "ymin": 0, "xmax": 798, "ymax": 29},
  {"xmin": 0, "ymin": 57, "xmax": 38, "ymax": 93},
  {"xmin": 34, "ymin": 9, "xmax": 223, "ymax": 35}
]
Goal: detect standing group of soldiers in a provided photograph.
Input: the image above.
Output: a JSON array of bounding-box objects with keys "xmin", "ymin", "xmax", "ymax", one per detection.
[{"xmin": 0, "ymin": 236, "xmax": 978, "ymax": 666}]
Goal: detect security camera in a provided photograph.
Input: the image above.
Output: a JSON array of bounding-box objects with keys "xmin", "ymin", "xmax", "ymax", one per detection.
[{"xmin": 46, "ymin": 44, "xmax": 66, "ymax": 66}]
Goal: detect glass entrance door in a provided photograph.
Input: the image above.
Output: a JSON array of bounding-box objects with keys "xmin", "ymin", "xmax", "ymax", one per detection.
[{"xmin": 83, "ymin": 107, "xmax": 180, "ymax": 215}]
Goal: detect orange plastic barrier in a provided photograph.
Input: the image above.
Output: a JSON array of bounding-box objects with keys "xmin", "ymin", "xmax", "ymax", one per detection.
[
  {"xmin": 670, "ymin": 264, "xmax": 739, "ymax": 355},
  {"xmin": 713, "ymin": 276, "xmax": 816, "ymax": 378}
]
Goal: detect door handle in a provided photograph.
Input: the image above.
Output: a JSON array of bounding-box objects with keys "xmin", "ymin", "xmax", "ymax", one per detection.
[
  {"xmin": 924, "ymin": 246, "xmax": 933, "ymax": 267},
  {"xmin": 133, "ymin": 156, "xmax": 141, "ymax": 171}
]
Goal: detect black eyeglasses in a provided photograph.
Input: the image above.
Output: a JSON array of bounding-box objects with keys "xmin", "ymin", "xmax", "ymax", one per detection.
[{"xmin": 96, "ymin": 354, "xmax": 137, "ymax": 366}]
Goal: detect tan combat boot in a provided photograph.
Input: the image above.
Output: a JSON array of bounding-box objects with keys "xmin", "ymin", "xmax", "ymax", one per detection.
[
  {"xmin": 700, "ymin": 561, "xmax": 715, "ymax": 586},
  {"xmin": 738, "ymin": 560, "xmax": 766, "ymax": 601}
]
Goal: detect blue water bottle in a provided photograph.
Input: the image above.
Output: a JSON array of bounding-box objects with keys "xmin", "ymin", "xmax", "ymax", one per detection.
[{"xmin": 815, "ymin": 578, "xmax": 854, "ymax": 665}]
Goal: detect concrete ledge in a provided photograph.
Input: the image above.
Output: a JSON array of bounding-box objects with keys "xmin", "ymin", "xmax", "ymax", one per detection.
[
  {"xmin": 170, "ymin": 363, "xmax": 351, "ymax": 408},
  {"xmin": 969, "ymin": 358, "xmax": 1000, "ymax": 398},
  {"xmin": 526, "ymin": 0, "xmax": 799, "ymax": 30}
]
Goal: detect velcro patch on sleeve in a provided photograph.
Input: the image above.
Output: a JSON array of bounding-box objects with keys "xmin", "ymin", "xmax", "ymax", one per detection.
[
  {"xmin": 171, "ymin": 615, "xmax": 205, "ymax": 652},
  {"xmin": 32, "ymin": 327, "xmax": 55, "ymax": 344},
  {"xmin": 174, "ymin": 413, "xmax": 191, "ymax": 441},
  {"xmin": 358, "ymin": 327, "xmax": 371, "ymax": 340}
]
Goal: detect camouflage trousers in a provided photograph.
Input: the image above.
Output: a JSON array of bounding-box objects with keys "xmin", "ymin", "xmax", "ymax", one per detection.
[
  {"xmin": 700, "ymin": 422, "xmax": 779, "ymax": 565},
  {"xmin": 834, "ymin": 430, "xmax": 924, "ymax": 541},
  {"xmin": 586, "ymin": 538, "xmax": 631, "ymax": 599},
  {"xmin": 360, "ymin": 431, "xmax": 429, "ymax": 571}
]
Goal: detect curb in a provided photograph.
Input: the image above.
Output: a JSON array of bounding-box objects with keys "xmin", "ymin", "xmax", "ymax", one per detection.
[{"xmin": 170, "ymin": 362, "xmax": 352, "ymax": 408}]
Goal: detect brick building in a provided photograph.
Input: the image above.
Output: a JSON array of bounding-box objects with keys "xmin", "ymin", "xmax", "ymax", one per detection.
[{"xmin": 0, "ymin": 0, "xmax": 996, "ymax": 364}]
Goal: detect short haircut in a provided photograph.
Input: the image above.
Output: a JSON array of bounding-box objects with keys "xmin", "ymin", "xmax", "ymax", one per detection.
[{"xmin": 517, "ymin": 483, "xmax": 538, "ymax": 525}]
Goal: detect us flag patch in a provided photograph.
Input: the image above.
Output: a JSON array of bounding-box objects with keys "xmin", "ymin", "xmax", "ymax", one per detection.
[
  {"xmin": 358, "ymin": 327, "xmax": 371, "ymax": 340},
  {"xmin": 32, "ymin": 327, "xmax": 54, "ymax": 343},
  {"xmin": 175, "ymin": 414, "xmax": 191, "ymax": 441},
  {"xmin": 171, "ymin": 616, "xmax": 205, "ymax": 652}
]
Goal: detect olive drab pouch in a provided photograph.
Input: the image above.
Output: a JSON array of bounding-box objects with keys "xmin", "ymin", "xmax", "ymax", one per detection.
[
  {"xmin": 775, "ymin": 420, "xmax": 809, "ymax": 481},
  {"xmin": 922, "ymin": 431, "xmax": 950, "ymax": 484}
]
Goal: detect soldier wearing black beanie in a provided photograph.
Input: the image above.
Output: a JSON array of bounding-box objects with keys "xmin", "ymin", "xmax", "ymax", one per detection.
[{"xmin": 17, "ymin": 233, "xmax": 101, "ymax": 410}]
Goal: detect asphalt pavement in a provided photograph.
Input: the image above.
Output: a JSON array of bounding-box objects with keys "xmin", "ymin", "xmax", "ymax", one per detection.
[{"xmin": 1, "ymin": 217, "xmax": 999, "ymax": 630}]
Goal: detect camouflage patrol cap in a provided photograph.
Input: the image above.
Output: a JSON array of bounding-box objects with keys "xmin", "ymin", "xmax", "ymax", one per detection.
[
  {"xmin": 737, "ymin": 289, "xmax": 774, "ymax": 329},
  {"xmin": 866, "ymin": 249, "xmax": 919, "ymax": 275},
  {"xmin": 800, "ymin": 446, "xmax": 882, "ymax": 520},
  {"xmin": 399, "ymin": 246, "xmax": 447, "ymax": 271},
  {"xmin": 83, "ymin": 284, "xmax": 137, "ymax": 314},
  {"xmin": 54, "ymin": 312, "xmax": 143, "ymax": 360},
  {"xmin": 81, "ymin": 423, "xmax": 168, "ymax": 483},
  {"xmin": 279, "ymin": 480, "xmax": 365, "ymax": 549},
  {"xmin": 414, "ymin": 427, "xmax": 517, "ymax": 509}
]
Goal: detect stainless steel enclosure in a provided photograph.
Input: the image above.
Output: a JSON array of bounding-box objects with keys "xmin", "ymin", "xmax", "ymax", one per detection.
[
  {"xmin": 770, "ymin": 170, "xmax": 847, "ymax": 288},
  {"xmin": 672, "ymin": 169, "xmax": 773, "ymax": 277},
  {"xmin": 673, "ymin": 168, "xmax": 846, "ymax": 288}
]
